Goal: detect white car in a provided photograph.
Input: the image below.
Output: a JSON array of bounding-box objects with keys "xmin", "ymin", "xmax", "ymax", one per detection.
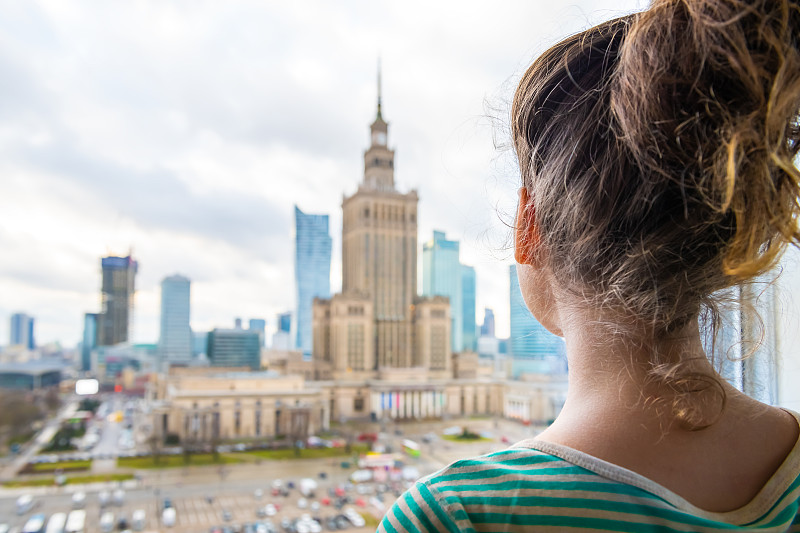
[
  {"xmin": 265, "ymin": 503, "xmax": 277, "ymax": 516},
  {"xmin": 98, "ymin": 490, "xmax": 110, "ymax": 507},
  {"xmin": 72, "ymin": 491, "xmax": 86, "ymax": 509},
  {"xmin": 297, "ymin": 497, "xmax": 308, "ymax": 509},
  {"xmin": 99, "ymin": 511, "xmax": 114, "ymax": 533},
  {"xmin": 162, "ymin": 507, "xmax": 176, "ymax": 528},
  {"xmin": 345, "ymin": 508, "xmax": 366, "ymax": 527}
]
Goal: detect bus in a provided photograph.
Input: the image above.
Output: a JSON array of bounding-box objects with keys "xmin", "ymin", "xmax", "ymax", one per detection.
[
  {"xmin": 402, "ymin": 439, "xmax": 421, "ymax": 457},
  {"xmin": 65, "ymin": 510, "xmax": 86, "ymax": 533}
]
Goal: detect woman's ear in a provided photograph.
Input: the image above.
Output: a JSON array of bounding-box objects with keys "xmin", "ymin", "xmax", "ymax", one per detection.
[{"xmin": 515, "ymin": 187, "xmax": 540, "ymax": 265}]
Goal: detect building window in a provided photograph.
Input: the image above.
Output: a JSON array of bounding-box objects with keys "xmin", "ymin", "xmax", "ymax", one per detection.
[
  {"xmin": 275, "ymin": 409, "xmax": 282, "ymax": 436},
  {"xmin": 255, "ymin": 410, "xmax": 262, "ymax": 437},
  {"xmin": 234, "ymin": 411, "xmax": 241, "ymax": 435},
  {"xmin": 354, "ymin": 397, "xmax": 364, "ymax": 412}
]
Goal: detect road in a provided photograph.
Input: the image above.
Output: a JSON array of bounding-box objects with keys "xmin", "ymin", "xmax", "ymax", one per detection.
[{"xmin": 0, "ymin": 400, "xmax": 79, "ymax": 481}]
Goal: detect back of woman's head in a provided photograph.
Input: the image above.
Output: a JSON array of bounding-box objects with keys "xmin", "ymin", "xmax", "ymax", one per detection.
[{"xmin": 513, "ymin": 0, "xmax": 800, "ymax": 339}]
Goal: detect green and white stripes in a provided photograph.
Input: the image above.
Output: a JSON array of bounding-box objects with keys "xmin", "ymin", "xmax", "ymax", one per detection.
[{"xmin": 378, "ymin": 441, "xmax": 800, "ymax": 532}]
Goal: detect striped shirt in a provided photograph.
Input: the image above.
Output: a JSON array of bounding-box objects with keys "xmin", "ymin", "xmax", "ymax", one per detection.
[{"xmin": 378, "ymin": 431, "xmax": 800, "ymax": 532}]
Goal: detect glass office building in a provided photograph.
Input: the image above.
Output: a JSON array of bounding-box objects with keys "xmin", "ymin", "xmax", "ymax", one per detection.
[
  {"xmin": 422, "ymin": 231, "xmax": 463, "ymax": 351},
  {"xmin": 159, "ymin": 274, "xmax": 192, "ymax": 366},
  {"xmin": 509, "ymin": 264, "xmax": 565, "ymax": 364},
  {"xmin": 295, "ymin": 206, "xmax": 332, "ymax": 356}
]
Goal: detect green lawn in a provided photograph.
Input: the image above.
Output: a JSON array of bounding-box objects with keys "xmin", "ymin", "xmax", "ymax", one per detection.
[
  {"xmin": 117, "ymin": 453, "xmax": 244, "ymax": 469},
  {"xmin": 442, "ymin": 434, "xmax": 491, "ymax": 443},
  {"xmin": 30, "ymin": 460, "xmax": 92, "ymax": 472},
  {"xmin": 3, "ymin": 473, "xmax": 134, "ymax": 488},
  {"xmin": 243, "ymin": 444, "xmax": 369, "ymax": 460}
]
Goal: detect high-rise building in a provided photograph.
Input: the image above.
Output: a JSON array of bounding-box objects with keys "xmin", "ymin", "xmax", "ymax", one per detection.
[
  {"xmin": 338, "ymin": 80, "xmax": 419, "ymax": 369},
  {"xmin": 249, "ymin": 319, "xmax": 266, "ymax": 347},
  {"xmin": 207, "ymin": 328, "xmax": 261, "ymax": 370},
  {"xmin": 9, "ymin": 313, "xmax": 34, "ymax": 349},
  {"xmin": 97, "ymin": 254, "xmax": 138, "ymax": 346},
  {"xmin": 158, "ymin": 274, "xmax": 192, "ymax": 366},
  {"xmin": 81, "ymin": 312, "xmax": 98, "ymax": 372},
  {"xmin": 462, "ymin": 265, "xmax": 477, "ymax": 352},
  {"xmin": 314, "ymin": 72, "xmax": 452, "ymax": 381},
  {"xmin": 481, "ymin": 308, "xmax": 496, "ymax": 337},
  {"xmin": 423, "ymin": 231, "xmax": 462, "ymax": 352},
  {"xmin": 509, "ymin": 264, "xmax": 564, "ymax": 360},
  {"xmin": 295, "ymin": 206, "xmax": 332, "ymax": 356},
  {"xmin": 277, "ymin": 312, "xmax": 291, "ymax": 333}
]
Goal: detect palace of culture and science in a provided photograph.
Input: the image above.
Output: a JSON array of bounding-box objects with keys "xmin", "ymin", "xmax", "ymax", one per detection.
[{"xmin": 148, "ymin": 87, "xmax": 567, "ymax": 444}]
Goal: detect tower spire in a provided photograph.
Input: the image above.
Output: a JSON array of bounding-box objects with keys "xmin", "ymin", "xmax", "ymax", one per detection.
[{"xmin": 376, "ymin": 58, "xmax": 382, "ymax": 121}]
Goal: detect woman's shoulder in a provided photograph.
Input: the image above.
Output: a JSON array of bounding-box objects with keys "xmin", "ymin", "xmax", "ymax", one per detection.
[
  {"xmin": 378, "ymin": 445, "xmax": 632, "ymax": 533},
  {"xmin": 378, "ymin": 435, "xmax": 800, "ymax": 533}
]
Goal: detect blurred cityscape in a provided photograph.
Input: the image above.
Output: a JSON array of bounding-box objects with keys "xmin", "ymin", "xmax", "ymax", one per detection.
[
  {"xmin": 0, "ymin": 87, "xmax": 572, "ymax": 533},
  {"xmin": 0, "ymin": 76, "xmax": 795, "ymax": 533}
]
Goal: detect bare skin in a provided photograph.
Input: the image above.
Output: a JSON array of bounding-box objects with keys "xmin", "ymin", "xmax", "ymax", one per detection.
[{"xmin": 515, "ymin": 187, "xmax": 800, "ymax": 513}]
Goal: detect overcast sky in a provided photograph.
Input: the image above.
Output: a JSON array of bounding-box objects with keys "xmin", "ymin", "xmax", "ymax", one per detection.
[{"xmin": 1, "ymin": 0, "xmax": 661, "ymax": 347}]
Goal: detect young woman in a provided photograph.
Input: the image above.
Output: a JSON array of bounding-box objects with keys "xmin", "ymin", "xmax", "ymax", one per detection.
[{"xmin": 379, "ymin": 0, "xmax": 800, "ymax": 530}]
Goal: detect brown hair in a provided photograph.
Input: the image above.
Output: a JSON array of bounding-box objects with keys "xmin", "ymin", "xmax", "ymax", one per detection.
[
  {"xmin": 513, "ymin": 0, "xmax": 800, "ymax": 334},
  {"xmin": 512, "ymin": 0, "xmax": 800, "ymax": 423}
]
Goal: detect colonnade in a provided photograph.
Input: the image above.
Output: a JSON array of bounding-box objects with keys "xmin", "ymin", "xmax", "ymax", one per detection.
[
  {"xmin": 504, "ymin": 397, "xmax": 531, "ymax": 422},
  {"xmin": 371, "ymin": 389, "xmax": 445, "ymax": 420}
]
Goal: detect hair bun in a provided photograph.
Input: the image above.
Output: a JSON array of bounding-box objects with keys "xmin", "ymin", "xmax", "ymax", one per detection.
[{"xmin": 611, "ymin": 0, "xmax": 800, "ymax": 279}]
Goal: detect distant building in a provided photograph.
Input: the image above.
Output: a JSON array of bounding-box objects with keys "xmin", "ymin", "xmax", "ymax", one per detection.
[
  {"xmin": 10, "ymin": 312, "xmax": 35, "ymax": 350},
  {"xmin": 277, "ymin": 312, "xmax": 291, "ymax": 333},
  {"xmin": 509, "ymin": 264, "xmax": 565, "ymax": 361},
  {"xmin": 423, "ymin": 231, "xmax": 461, "ymax": 351},
  {"xmin": 159, "ymin": 275, "xmax": 192, "ymax": 366},
  {"xmin": 234, "ymin": 318, "xmax": 243, "ymax": 329},
  {"xmin": 480, "ymin": 308, "xmax": 496, "ymax": 337},
  {"xmin": 81, "ymin": 312, "xmax": 98, "ymax": 372},
  {"xmin": 97, "ymin": 254, "xmax": 138, "ymax": 346},
  {"xmin": 249, "ymin": 319, "xmax": 266, "ymax": 347},
  {"xmin": 0, "ymin": 361, "xmax": 63, "ymax": 390},
  {"xmin": 462, "ymin": 265, "xmax": 477, "ymax": 352},
  {"xmin": 192, "ymin": 331, "xmax": 208, "ymax": 359},
  {"xmin": 295, "ymin": 206, "xmax": 332, "ymax": 356},
  {"xmin": 207, "ymin": 329, "xmax": 261, "ymax": 370}
]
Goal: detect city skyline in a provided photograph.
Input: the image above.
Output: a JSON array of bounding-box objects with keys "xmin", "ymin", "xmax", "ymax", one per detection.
[{"xmin": 0, "ymin": 0, "xmax": 691, "ymax": 347}]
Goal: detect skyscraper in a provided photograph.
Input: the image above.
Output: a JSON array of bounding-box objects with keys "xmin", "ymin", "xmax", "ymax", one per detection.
[
  {"xmin": 295, "ymin": 206, "xmax": 332, "ymax": 356},
  {"xmin": 159, "ymin": 274, "xmax": 192, "ymax": 366},
  {"xmin": 9, "ymin": 313, "xmax": 34, "ymax": 349},
  {"xmin": 481, "ymin": 308, "xmax": 496, "ymax": 337},
  {"xmin": 462, "ymin": 265, "xmax": 477, "ymax": 352},
  {"xmin": 81, "ymin": 312, "xmax": 98, "ymax": 371},
  {"xmin": 509, "ymin": 264, "xmax": 564, "ymax": 360},
  {"xmin": 340, "ymin": 78, "xmax": 418, "ymax": 368},
  {"xmin": 249, "ymin": 318, "xmax": 266, "ymax": 347},
  {"xmin": 97, "ymin": 254, "xmax": 138, "ymax": 346},
  {"xmin": 422, "ymin": 231, "xmax": 462, "ymax": 351}
]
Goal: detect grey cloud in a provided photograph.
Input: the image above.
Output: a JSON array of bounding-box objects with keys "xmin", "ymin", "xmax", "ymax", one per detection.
[{"xmin": 17, "ymin": 141, "xmax": 291, "ymax": 262}]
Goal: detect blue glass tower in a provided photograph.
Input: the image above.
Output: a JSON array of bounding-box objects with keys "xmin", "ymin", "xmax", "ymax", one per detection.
[
  {"xmin": 423, "ymin": 231, "xmax": 463, "ymax": 351},
  {"xmin": 159, "ymin": 274, "xmax": 192, "ymax": 366},
  {"xmin": 461, "ymin": 265, "xmax": 477, "ymax": 352},
  {"xmin": 10, "ymin": 313, "xmax": 34, "ymax": 349},
  {"xmin": 509, "ymin": 265, "xmax": 565, "ymax": 371},
  {"xmin": 295, "ymin": 206, "xmax": 332, "ymax": 356},
  {"xmin": 81, "ymin": 313, "xmax": 98, "ymax": 371}
]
